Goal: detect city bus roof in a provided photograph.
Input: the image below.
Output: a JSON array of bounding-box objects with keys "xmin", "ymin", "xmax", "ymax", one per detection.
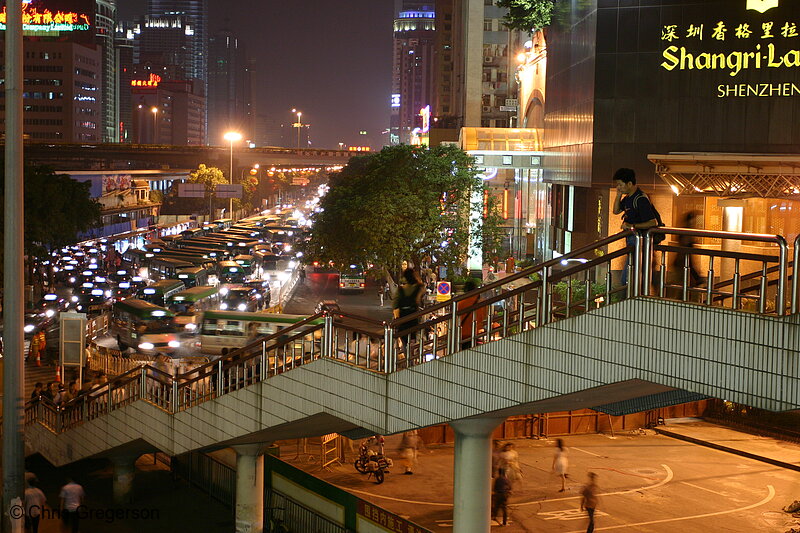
[
  {"xmin": 113, "ymin": 298, "xmax": 175, "ymax": 318},
  {"xmin": 167, "ymin": 285, "xmax": 219, "ymax": 304},
  {"xmin": 202, "ymin": 310, "xmax": 322, "ymax": 325}
]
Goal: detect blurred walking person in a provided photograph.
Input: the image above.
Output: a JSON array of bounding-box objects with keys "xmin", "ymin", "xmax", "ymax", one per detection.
[
  {"xmin": 393, "ymin": 268, "xmax": 424, "ymax": 355},
  {"xmin": 497, "ymin": 443, "xmax": 523, "ymax": 486},
  {"xmin": 398, "ymin": 430, "xmax": 422, "ymax": 475},
  {"xmin": 492, "ymin": 468, "xmax": 512, "ymax": 526},
  {"xmin": 580, "ymin": 472, "xmax": 599, "ymax": 533},
  {"xmin": 59, "ymin": 478, "xmax": 84, "ymax": 533},
  {"xmin": 552, "ymin": 438, "xmax": 569, "ymax": 492},
  {"xmin": 24, "ymin": 478, "xmax": 46, "ymax": 533}
]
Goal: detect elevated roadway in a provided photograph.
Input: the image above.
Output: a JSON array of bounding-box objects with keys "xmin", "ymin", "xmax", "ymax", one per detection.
[{"xmin": 19, "ymin": 142, "xmax": 352, "ymax": 170}]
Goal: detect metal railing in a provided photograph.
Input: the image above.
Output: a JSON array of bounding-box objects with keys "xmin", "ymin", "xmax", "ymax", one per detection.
[
  {"xmin": 266, "ymin": 489, "xmax": 350, "ymax": 533},
  {"xmin": 25, "ymin": 229, "xmax": 800, "ymax": 435}
]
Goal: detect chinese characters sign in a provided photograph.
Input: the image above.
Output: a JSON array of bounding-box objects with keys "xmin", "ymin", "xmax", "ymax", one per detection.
[
  {"xmin": 659, "ymin": 2, "xmax": 800, "ymax": 97},
  {"xmin": 356, "ymin": 500, "xmax": 431, "ymax": 533},
  {"xmin": 0, "ymin": 3, "xmax": 91, "ymax": 32},
  {"xmin": 131, "ymin": 74, "xmax": 162, "ymax": 88}
]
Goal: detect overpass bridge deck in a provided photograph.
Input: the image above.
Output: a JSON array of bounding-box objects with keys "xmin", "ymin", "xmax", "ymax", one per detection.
[{"xmin": 24, "ymin": 228, "xmax": 800, "ymax": 467}]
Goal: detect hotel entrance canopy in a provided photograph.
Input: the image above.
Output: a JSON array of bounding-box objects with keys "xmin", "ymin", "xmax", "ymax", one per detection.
[{"xmin": 649, "ymin": 153, "xmax": 800, "ymax": 199}]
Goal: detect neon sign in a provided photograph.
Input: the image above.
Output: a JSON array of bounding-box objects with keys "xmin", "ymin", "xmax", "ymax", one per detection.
[
  {"xmin": 131, "ymin": 74, "xmax": 162, "ymax": 88},
  {"xmin": 0, "ymin": 5, "xmax": 92, "ymax": 32},
  {"xmin": 410, "ymin": 105, "xmax": 431, "ymax": 146}
]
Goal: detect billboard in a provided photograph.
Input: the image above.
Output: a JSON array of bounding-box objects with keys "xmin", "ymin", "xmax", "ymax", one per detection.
[{"xmin": 0, "ymin": 0, "xmax": 94, "ymax": 36}]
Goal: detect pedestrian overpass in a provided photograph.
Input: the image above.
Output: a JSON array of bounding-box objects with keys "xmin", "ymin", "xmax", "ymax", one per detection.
[{"xmin": 24, "ymin": 228, "xmax": 800, "ymax": 532}]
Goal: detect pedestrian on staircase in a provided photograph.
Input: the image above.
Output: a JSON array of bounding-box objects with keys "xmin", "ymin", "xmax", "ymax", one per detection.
[{"xmin": 30, "ymin": 383, "xmax": 44, "ymax": 402}]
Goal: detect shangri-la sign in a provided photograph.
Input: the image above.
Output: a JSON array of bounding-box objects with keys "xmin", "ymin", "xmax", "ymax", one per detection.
[{"xmin": 0, "ymin": 5, "xmax": 91, "ymax": 32}]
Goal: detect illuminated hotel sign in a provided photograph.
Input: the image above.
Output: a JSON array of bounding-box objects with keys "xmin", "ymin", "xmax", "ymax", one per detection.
[
  {"xmin": 410, "ymin": 105, "xmax": 431, "ymax": 146},
  {"xmin": 131, "ymin": 74, "xmax": 162, "ymax": 88},
  {"xmin": 0, "ymin": 3, "xmax": 91, "ymax": 32},
  {"xmin": 659, "ymin": 0, "xmax": 800, "ymax": 97}
]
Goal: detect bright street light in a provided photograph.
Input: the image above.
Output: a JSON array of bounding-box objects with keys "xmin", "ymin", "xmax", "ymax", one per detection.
[
  {"xmin": 291, "ymin": 109, "xmax": 303, "ymax": 149},
  {"xmin": 151, "ymin": 107, "xmax": 159, "ymax": 143},
  {"xmin": 224, "ymin": 131, "xmax": 243, "ymax": 217}
]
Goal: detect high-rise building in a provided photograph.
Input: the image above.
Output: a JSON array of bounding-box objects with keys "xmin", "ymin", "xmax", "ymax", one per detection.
[
  {"xmin": 95, "ymin": 0, "xmax": 118, "ymax": 142},
  {"xmin": 208, "ymin": 30, "xmax": 254, "ymax": 144},
  {"xmin": 391, "ymin": 1, "xmax": 436, "ymax": 145},
  {"xmin": 148, "ymin": 0, "xmax": 208, "ymax": 140},
  {"xmin": 433, "ymin": 0, "xmax": 522, "ymax": 133},
  {"xmin": 0, "ymin": 1, "xmax": 103, "ymax": 143}
]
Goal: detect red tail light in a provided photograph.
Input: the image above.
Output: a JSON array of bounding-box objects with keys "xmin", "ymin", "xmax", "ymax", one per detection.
[
  {"xmin": 339, "ymin": 283, "xmax": 345, "ymax": 288},
  {"xmin": 359, "ymin": 283, "xmax": 365, "ymax": 287}
]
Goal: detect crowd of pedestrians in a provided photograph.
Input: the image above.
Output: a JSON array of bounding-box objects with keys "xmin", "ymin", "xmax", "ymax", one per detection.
[{"xmin": 487, "ymin": 438, "xmax": 599, "ymax": 531}]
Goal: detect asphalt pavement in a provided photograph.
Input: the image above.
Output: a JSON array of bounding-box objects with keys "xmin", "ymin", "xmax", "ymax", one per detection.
[{"xmin": 279, "ymin": 420, "xmax": 800, "ymax": 532}]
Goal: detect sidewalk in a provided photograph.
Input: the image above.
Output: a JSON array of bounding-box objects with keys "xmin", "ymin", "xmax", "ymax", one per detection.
[{"xmin": 656, "ymin": 417, "xmax": 800, "ymax": 472}]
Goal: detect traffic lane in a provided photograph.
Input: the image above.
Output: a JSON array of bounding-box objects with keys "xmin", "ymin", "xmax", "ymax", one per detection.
[
  {"xmin": 279, "ymin": 432, "xmax": 800, "ymax": 532},
  {"xmin": 284, "ymin": 273, "xmax": 393, "ymax": 330}
]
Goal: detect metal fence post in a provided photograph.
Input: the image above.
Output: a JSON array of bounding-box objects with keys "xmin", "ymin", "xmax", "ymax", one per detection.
[
  {"xmin": 448, "ymin": 301, "xmax": 458, "ymax": 355},
  {"xmin": 632, "ymin": 232, "xmax": 642, "ymax": 298},
  {"xmin": 538, "ymin": 268, "xmax": 549, "ymax": 326},
  {"xmin": 642, "ymin": 231, "xmax": 651, "ymax": 297},
  {"xmin": 260, "ymin": 341, "xmax": 267, "ymax": 380},
  {"xmin": 778, "ymin": 236, "xmax": 788, "ymax": 316},
  {"xmin": 140, "ymin": 367, "xmax": 147, "ymax": 400},
  {"xmin": 216, "ymin": 360, "xmax": 223, "ymax": 396},
  {"xmin": 383, "ymin": 324, "xmax": 394, "ymax": 373},
  {"xmin": 172, "ymin": 379, "xmax": 179, "ymax": 413}
]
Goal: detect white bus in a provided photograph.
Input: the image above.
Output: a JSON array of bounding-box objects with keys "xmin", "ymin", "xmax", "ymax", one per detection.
[{"xmin": 199, "ymin": 310, "xmax": 324, "ymax": 355}]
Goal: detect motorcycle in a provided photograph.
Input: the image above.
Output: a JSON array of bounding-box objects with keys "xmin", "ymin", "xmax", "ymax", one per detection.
[{"xmin": 354, "ymin": 436, "xmax": 392, "ymax": 484}]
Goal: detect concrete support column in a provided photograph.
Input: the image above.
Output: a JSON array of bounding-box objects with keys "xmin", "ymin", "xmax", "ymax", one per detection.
[
  {"xmin": 110, "ymin": 454, "xmax": 139, "ymax": 504},
  {"xmin": 450, "ymin": 417, "xmax": 504, "ymax": 533},
  {"xmin": 233, "ymin": 444, "xmax": 266, "ymax": 533}
]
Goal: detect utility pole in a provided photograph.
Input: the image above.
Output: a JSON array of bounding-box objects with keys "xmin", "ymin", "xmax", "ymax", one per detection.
[{"xmin": 3, "ymin": 0, "xmax": 26, "ymax": 530}]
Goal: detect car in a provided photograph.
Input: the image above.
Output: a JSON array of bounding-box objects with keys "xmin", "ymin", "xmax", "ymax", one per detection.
[
  {"xmin": 243, "ymin": 280, "xmax": 271, "ymax": 309},
  {"xmin": 219, "ymin": 286, "xmax": 260, "ymax": 312}
]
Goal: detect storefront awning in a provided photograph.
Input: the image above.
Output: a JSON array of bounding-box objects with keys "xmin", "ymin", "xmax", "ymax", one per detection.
[{"xmin": 649, "ymin": 153, "xmax": 800, "ymax": 198}]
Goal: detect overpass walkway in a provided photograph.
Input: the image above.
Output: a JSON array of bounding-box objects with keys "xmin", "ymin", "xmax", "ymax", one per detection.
[{"xmin": 24, "ymin": 228, "xmax": 800, "ymax": 532}]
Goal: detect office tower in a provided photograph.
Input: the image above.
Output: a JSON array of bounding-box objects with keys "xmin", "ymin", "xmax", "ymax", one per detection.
[
  {"xmin": 391, "ymin": 1, "xmax": 436, "ymax": 145},
  {"xmin": 148, "ymin": 0, "xmax": 208, "ymax": 140},
  {"xmin": 96, "ymin": 0, "xmax": 118, "ymax": 142},
  {"xmin": 208, "ymin": 30, "xmax": 255, "ymax": 144}
]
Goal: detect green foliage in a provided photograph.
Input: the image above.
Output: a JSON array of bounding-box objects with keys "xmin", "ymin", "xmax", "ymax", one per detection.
[
  {"xmin": 552, "ymin": 279, "xmax": 606, "ymax": 306},
  {"xmin": 496, "ymin": 0, "xmax": 556, "ymax": 32},
  {"xmin": 188, "ymin": 164, "xmax": 227, "ymax": 192},
  {"xmin": 304, "ymin": 144, "xmax": 502, "ymax": 277},
  {"xmin": 0, "ymin": 165, "xmax": 102, "ymax": 264}
]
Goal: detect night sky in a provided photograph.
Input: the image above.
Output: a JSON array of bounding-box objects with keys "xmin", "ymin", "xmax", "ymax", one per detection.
[{"xmin": 119, "ymin": 1, "xmax": 394, "ymax": 149}]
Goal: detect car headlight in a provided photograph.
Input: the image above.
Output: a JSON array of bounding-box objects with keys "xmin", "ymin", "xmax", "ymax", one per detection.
[
  {"xmin": 254, "ymin": 294, "xmax": 262, "ymax": 299},
  {"xmin": 71, "ymin": 296, "xmax": 79, "ymax": 302},
  {"xmin": 138, "ymin": 342, "xmax": 155, "ymax": 350},
  {"xmin": 24, "ymin": 325, "xmax": 35, "ymax": 333},
  {"xmin": 219, "ymin": 287, "xmax": 229, "ymax": 296},
  {"xmin": 184, "ymin": 323, "xmax": 197, "ymax": 331},
  {"xmin": 237, "ymin": 303, "xmax": 247, "ymax": 311},
  {"xmin": 168, "ymin": 340, "xmax": 181, "ymax": 349},
  {"xmin": 220, "ymin": 303, "xmax": 228, "ymax": 310},
  {"xmin": 45, "ymin": 310, "xmax": 55, "ymax": 318},
  {"xmin": 278, "ymin": 272, "xmax": 290, "ymax": 282},
  {"xmin": 69, "ymin": 277, "xmax": 76, "ymax": 283}
]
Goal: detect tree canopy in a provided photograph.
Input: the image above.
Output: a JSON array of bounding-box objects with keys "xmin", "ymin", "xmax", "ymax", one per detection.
[
  {"xmin": 496, "ymin": 0, "xmax": 555, "ymax": 32},
  {"xmin": 0, "ymin": 165, "xmax": 102, "ymax": 273},
  {"xmin": 304, "ymin": 144, "xmax": 502, "ymax": 278}
]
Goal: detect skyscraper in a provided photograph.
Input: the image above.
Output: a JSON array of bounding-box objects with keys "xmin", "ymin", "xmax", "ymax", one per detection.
[
  {"xmin": 148, "ymin": 0, "xmax": 208, "ymax": 140},
  {"xmin": 96, "ymin": 0, "xmax": 118, "ymax": 142},
  {"xmin": 391, "ymin": 1, "xmax": 436, "ymax": 145},
  {"xmin": 208, "ymin": 30, "xmax": 254, "ymax": 144}
]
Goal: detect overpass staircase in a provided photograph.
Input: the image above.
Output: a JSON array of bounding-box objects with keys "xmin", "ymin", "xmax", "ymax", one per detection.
[{"xmin": 25, "ymin": 228, "xmax": 800, "ymax": 466}]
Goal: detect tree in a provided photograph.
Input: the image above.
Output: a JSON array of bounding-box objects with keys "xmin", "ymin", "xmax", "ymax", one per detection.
[
  {"xmin": 304, "ymin": 144, "xmax": 502, "ymax": 279},
  {"xmin": 496, "ymin": 0, "xmax": 555, "ymax": 32},
  {"xmin": 0, "ymin": 165, "xmax": 102, "ymax": 279},
  {"xmin": 188, "ymin": 164, "xmax": 227, "ymax": 216}
]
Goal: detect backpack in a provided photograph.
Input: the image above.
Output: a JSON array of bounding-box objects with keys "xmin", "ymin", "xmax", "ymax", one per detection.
[{"xmin": 632, "ymin": 191, "xmax": 666, "ymax": 244}]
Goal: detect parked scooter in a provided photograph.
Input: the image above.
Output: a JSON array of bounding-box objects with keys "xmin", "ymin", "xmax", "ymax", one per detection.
[{"xmin": 354, "ymin": 435, "xmax": 392, "ymax": 484}]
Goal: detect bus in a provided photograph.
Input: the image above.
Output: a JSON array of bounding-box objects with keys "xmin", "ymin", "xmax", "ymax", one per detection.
[
  {"xmin": 339, "ymin": 264, "xmax": 366, "ymax": 293},
  {"xmin": 217, "ymin": 260, "xmax": 247, "ymax": 284},
  {"xmin": 138, "ymin": 279, "xmax": 186, "ymax": 307},
  {"xmin": 166, "ymin": 285, "xmax": 220, "ymax": 333},
  {"xmin": 233, "ymin": 255, "xmax": 255, "ymax": 277},
  {"xmin": 110, "ymin": 299, "xmax": 179, "ymax": 354},
  {"xmin": 176, "ymin": 266, "xmax": 210, "ymax": 288},
  {"xmin": 148, "ymin": 257, "xmax": 194, "ymax": 280},
  {"xmin": 199, "ymin": 311, "xmax": 323, "ymax": 355}
]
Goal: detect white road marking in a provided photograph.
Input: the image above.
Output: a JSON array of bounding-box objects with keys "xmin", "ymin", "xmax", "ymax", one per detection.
[
  {"xmin": 572, "ymin": 447, "xmax": 602, "ymax": 457},
  {"xmin": 517, "ymin": 464, "xmax": 674, "ymax": 506},
  {"xmin": 337, "ymin": 463, "xmax": 675, "ymax": 509},
  {"xmin": 681, "ymin": 481, "xmax": 728, "ymax": 496},
  {"xmin": 561, "ymin": 485, "xmax": 776, "ymax": 532}
]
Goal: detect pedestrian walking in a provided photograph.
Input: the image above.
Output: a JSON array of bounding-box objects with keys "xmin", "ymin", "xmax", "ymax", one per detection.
[
  {"xmin": 612, "ymin": 167, "xmax": 662, "ymax": 286},
  {"xmin": 24, "ymin": 478, "xmax": 46, "ymax": 533},
  {"xmin": 397, "ymin": 430, "xmax": 422, "ymax": 475},
  {"xmin": 492, "ymin": 467, "xmax": 512, "ymax": 526},
  {"xmin": 580, "ymin": 472, "xmax": 599, "ymax": 533},
  {"xmin": 392, "ymin": 268, "xmax": 424, "ymax": 354},
  {"xmin": 59, "ymin": 478, "xmax": 84, "ymax": 533},
  {"xmin": 497, "ymin": 443, "xmax": 523, "ymax": 485},
  {"xmin": 30, "ymin": 382, "xmax": 44, "ymax": 402},
  {"xmin": 491, "ymin": 439, "xmax": 502, "ymax": 478},
  {"xmin": 552, "ymin": 438, "xmax": 569, "ymax": 492},
  {"xmin": 377, "ymin": 279, "xmax": 386, "ymax": 307}
]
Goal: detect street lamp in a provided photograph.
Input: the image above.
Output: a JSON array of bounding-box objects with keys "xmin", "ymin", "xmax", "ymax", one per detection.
[
  {"xmin": 291, "ymin": 108, "xmax": 303, "ymax": 149},
  {"xmin": 151, "ymin": 106, "xmax": 158, "ymax": 144},
  {"xmin": 223, "ymin": 131, "xmax": 243, "ymax": 217}
]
